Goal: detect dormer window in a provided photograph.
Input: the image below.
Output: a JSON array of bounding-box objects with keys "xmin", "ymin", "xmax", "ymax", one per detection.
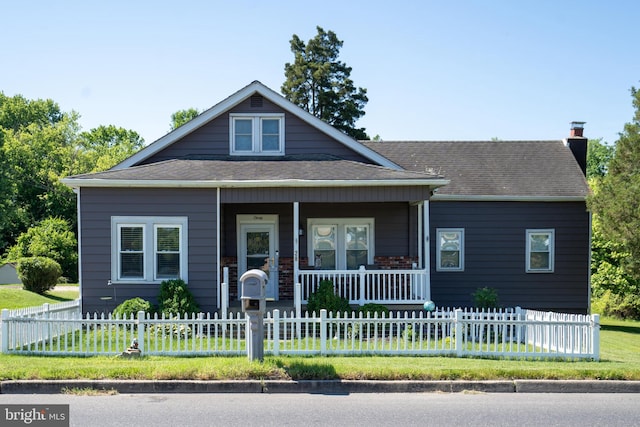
[{"xmin": 230, "ymin": 113, "xmax": 285, "ymax": 155}]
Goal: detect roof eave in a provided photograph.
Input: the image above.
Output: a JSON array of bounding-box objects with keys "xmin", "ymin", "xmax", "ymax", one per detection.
[
  {"xmin": 61, "ymin": 178, "xmax": 450, "ymax": 189},
  {"xmin": 431, "ymin": 194, "xmax": 587, "ymax": 202}
]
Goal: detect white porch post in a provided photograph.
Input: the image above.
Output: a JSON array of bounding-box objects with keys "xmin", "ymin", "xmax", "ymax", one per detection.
[
  {"xmin": 423, "ymin": 199, "xmax": 431, "ymax": 300},
  {"xmin": 293, "ymin": 202, "xmax": 300, "ymax": 297},
  {"xmin": 417, "ymin": 202, "xmax": 423, "ymax": 269}
]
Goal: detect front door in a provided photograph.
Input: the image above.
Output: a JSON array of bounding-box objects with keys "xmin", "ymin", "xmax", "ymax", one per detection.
[{"xmin": 237, "ymin": 215, "xmax": 279, "ymax": 300}]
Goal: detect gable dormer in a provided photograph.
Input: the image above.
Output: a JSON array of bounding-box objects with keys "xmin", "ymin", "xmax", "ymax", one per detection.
[
  {"xmin": 229, "ymin": 112, "xmax": 285, "ymax": 156},
  {"xmin": 113, "ymin": 81, "xmax": 400, "ymax": 170}
]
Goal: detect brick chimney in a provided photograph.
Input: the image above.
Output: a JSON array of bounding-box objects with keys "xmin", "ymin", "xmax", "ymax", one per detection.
[
  {"xmin": 565, "ymin": 121, "xmax": 587, "ymax": 175},
  {"xmin": 569, "ymin": 121, "xmax": 585, "ymax": 137}
]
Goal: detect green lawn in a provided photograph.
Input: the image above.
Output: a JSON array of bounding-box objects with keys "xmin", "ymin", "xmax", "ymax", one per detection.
[
  {"xmin": 1, "ymin": 309, "xmax": 638, "ymax": 381},
  {"xmin": 0, "ymin": 284, "xmax": 79, "ymax": 310}
]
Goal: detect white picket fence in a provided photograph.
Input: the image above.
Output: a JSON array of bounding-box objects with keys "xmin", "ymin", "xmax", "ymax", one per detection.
[
  {"xmin": 1, "ymin": 307, "xmax": 600, "ymax": 360},
  {"xmin": 0, "ymin": 300, "xmax": 81, "ymax": 350}
]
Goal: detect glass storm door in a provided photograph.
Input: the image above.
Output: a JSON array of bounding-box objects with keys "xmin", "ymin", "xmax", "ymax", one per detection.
[{"xmin": 238, "ymin": 218, "xmax": 278, "ymax": 300}]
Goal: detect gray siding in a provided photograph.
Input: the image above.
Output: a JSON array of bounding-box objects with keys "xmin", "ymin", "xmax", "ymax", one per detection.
[
  {"xmin": 142, "ymin": 97, "xmax": 371, "ymax": 164},
  {"xmin": 430, "ymin": 201, "xmax": 590, "ymax": 313},
  {"xmin": 79, "ymin": 188, "xmax": 218, "ymax": 313},
  {"xmin": 221, "ymin": 186, "xmax": 431, "ymax": 203}
]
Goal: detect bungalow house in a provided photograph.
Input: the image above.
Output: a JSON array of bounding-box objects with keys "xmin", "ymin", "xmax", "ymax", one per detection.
[{"xmin": 62, "ymin": 81, "xmax": 591, "ymax": 315}]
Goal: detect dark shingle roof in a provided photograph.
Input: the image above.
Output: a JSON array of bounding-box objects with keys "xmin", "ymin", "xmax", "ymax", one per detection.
[
  {"xmin": 66, "ymin": 155, "xmax": 443, "ymax": 184},
  {"xmin": 363, "ymin": 140, "xmax": 590, "ymax": 198}
]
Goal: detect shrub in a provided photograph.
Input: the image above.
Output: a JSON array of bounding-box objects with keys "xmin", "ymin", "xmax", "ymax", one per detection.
[
  {"xmin": 113, "ymin": 297, "xmax": 154, "ymax": 318},
  {"xmin": 158, "ymin": 279, "xmax": 199, "ymax": 316},
  {"xmin": 592, "ymin": 289, "xmax": 640, "ymax": 320},
  {"xmin": 357, "ymin": 303, "xmax": 390, "ymax": 318},
  {"xmin": 16, "ymin": 256, "xmax": 62, "ymax": 294},
  {"xmin": 472, "ymin": 287, "xmax": 499, "ymax": 309},
  {"xmin": 6, "ymin": 217, "xmax": 78, "ymax": 282},
  {"xmin": 305, "ymin": 280, "xmax": 351, "ymax": 316}
]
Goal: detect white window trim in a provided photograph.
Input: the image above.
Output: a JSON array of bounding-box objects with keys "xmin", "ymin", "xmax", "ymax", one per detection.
[
  {"xmin": 154, "ymin": 223, "xmax": 183, "ymax": 281},
  {"xmin": 111, "ymin": 216, "xmax": 188, "ymax": 283},
  {"xmin": 436, "ymin": 228, "xmax": 465, "ymax": 272},
  {"xmin": 229, "ymin": 113, "xmax": 285, "ymax": 155},
  {"xmin": 526, "ymin": 229, "xmax": 555, "ymax": 273},
  {"xmin": 307, "ymin": 218, "xmax": 375, "ymax": 270}
]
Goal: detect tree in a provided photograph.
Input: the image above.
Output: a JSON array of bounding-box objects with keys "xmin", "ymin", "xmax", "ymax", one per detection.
[
  {"xmin": 1, "ymin": 113, "xmax": 80, "ymax": 246},
  {"xmin": 0, "ymin": 93, "xmax": 69, "ymax": 248},
  {"xmin": 170, "ymin": 108, "xmax": 200, "ymax": 131},
  {"xmin": 282, "ymin": 26, "xmax": 369, "ymax": 140},
  {"xmin": 587, "ymin": 138, "xmax": 615, "ymax": 178},
  {"xmin": 5, "ymin": 217, "xmax": 78, "ymax": 282},
  {"xmin": 588, "ymin": 86, "xmax": 640, "ymax": 282},
  {"xmin": 0, "ymin": 92, "xmax": 144, "ymax": 261},
  {"xmin": 0, "ymin": 92, "xmax": 63, "ymax": 132},
  {"xmin": 77, "ymin": 125, "xmax": 144, "ymax": 172}
]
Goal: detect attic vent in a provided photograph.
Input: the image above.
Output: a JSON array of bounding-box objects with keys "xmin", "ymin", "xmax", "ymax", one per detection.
[{"xmin": 250, "ymin": 95, "xmax": 263, "ymax": 108}]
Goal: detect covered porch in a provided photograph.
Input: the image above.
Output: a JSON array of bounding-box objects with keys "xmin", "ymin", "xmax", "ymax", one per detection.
[{"xmin": 217, "ymin": 197, "xmax": 434, "ymax": 310}]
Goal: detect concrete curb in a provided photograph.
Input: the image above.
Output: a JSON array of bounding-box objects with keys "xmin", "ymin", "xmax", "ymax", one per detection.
[
  {"xmin": 514, "ymin": 380, "xmax": 640, "ymax": 393},
  {"xmin": 2, "ymin": 380, "xmax": 640, "ymax": 394}
]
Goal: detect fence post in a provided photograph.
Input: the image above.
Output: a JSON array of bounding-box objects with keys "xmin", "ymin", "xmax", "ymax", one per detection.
[
  {"xmin": 591, "ymin": 313, "xmax": 600, "ymax": 361},
  {"xmin": 273, "ymin": 309, "xmax": 280, "ymax": 357},
  {"xmin": 294, "ymin": 283, "xmax": 302, "ymax": 339},
  {"xmin": 137, "ymin": 311, "xmax": 145, "ymax": 353},
  {"xmin": 454, "ymin": 309, "xmax": 463, "ymax": 356},
  {"xmin": 320, "ymin": 309, "xmax": 327, "ymax": 356},
  {"xmin": 1, "ymin": 309, "xmax": 9, "ymax": 352}
]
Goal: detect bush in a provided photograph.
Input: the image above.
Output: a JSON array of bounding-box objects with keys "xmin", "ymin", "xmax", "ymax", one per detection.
[
  {"xmin": 472, "ymin": 287, "xmax": 499, "ymax": 309},
  {"xmin": 113, "ymin": 297, "xmax": 154, "ymax": 318},
  {"xmin": 357, "ymin": 303, "xmax": 390, "ymax": 318},
  {"xmin": 6, "ymin": 217, "xmax": 78, "ymax": 282},
  {"xmin": 16, "ymin": 256, "xmax": 62, "ymax": 294},
  {"xmin": 306, "ymin": 280, "xmax": 351, "ymax": 316},
  {"xmin": 592, "ymin": 289, "xmax": 640, "ymax": 320},
  {"xmin": 158, "ymin": 279, "xmax": 199, "ymax": 316}
]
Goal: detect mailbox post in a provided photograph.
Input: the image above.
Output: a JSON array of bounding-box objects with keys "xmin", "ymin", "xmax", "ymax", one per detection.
[{"xmin": 240, "ymin": 269, "xmax": 268, "ymax": 362}]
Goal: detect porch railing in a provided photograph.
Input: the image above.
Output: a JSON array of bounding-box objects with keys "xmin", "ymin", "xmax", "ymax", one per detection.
[{"xmin": 297, "ymin": 267, "xmax": 429, "ymax": 305}]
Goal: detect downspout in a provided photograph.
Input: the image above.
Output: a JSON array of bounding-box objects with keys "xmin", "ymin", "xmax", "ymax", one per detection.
[
  {"xmin": 75, "ymin": 188, "xmax": 83, "ymax": 314},
  {"xmin": 588, "ymin": 211, "xmax": 593, "ymax": 314},
  {"xmin": 216, "ymin": 187, "xmax": 221, "ymax": 310}
]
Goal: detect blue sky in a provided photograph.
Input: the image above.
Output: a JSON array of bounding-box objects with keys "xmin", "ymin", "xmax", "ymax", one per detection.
[{"xmin": 3, "ymin": 1, "xmax": 638, "ymax": 145}]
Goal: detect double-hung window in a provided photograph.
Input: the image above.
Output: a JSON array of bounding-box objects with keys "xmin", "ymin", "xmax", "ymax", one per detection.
[
  {"xmin": 308, "ymin": 219, "xmax": 374, "ymax": 270},
  {"xmin": 230, "ymin": 113, "xmax": 284, "ymax": 155},
  {"xmin": 436, "ymin": 228, "xmax": 464, "ymax": 271},
  {"xmin": 112, "ymin": 217, "xmax": 188, "ymax": 283},
  {"xmin": 526, "ymin": 229, "xmax": 554, "ymax": 273}
]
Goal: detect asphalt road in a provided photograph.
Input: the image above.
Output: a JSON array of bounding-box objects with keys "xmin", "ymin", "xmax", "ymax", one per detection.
[{"xmin": 2, "ymin": 392, "xmax": 640, "ymax": 427}]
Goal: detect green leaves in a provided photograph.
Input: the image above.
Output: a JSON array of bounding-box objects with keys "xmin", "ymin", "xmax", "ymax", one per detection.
[
  {"xmin": 282, "ymin": 26, "xmax": 369, "ymax": 140},
  {"xmin": 0, "ymin": 92, "xmax": 144, "ymax": 258},
  {"xmin": 588, "ymin": 86, "xmax": 640, "ymax": 318}
]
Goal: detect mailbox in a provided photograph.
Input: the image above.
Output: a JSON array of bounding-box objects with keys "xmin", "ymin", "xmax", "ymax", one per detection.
[
  {"xmin": 239, "ymin": 269, "xmax": 268, "ymax": 362},
  {"xmin": 240, "ymin": 269, "xmax": 268, "ymax": 313}
]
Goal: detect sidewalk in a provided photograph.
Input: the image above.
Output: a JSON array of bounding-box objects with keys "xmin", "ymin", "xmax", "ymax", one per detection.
[{"xmin": 2, "ymin": 379, "xmax": 640, "ymax": 394}]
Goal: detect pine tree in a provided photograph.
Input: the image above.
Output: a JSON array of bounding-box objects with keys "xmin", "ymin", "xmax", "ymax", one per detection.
[{"xmin": 282, "ymin": 26, "xmax": 369, "ymax": 140}]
